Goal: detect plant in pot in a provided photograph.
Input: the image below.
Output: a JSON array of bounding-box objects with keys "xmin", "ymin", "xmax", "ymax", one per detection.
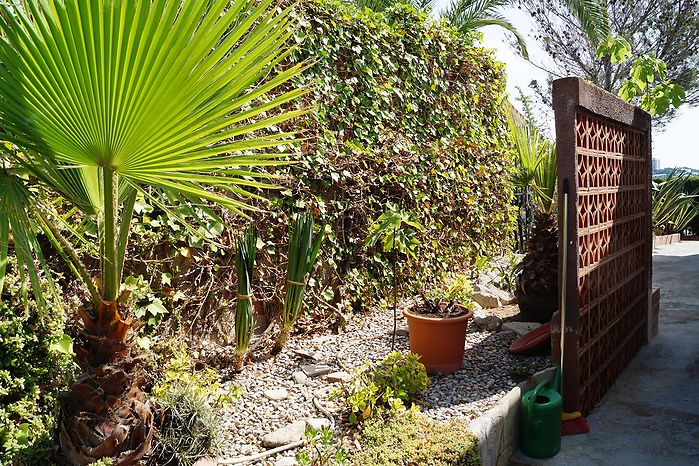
[
  {"xmin": 403, "ymin": 275, "xmax": 476, "ymax": 373},
  {"xmin": 508, "ymin": 112, "xmax": 559, "ymax": 323}
]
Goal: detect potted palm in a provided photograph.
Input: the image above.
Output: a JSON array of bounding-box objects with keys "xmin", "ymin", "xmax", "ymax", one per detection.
[
  {"xmin": 508, "ymin": 112, "xmax": 559, "ymax": 323},
  {"xmin": 403, "ymin": 275, "xmax": 476, "ymax": 373},
  {"xmin": 0, "ymin": 0, "xmax": 304, "ymax": 463}
]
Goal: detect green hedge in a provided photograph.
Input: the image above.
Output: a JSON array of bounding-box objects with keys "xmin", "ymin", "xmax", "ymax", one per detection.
[
  {"xmin": 122, "ymin": 0, "xmax": 515, "ymax": 333},
  {"xmin": 256, "ymin": 1, "xmax": 515, "ymax": 314}
]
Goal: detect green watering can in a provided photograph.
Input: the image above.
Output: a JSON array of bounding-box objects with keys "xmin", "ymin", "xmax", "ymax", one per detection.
[{"xmin": 521, "ymin": 379, "xmax": 562, "ymax": 458}]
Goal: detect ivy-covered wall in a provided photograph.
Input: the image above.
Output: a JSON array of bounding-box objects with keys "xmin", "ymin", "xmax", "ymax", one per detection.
[
  {"xmin": 260, "ymin": 1, "xmax": 515, "ymax": 316},
  {"xmin": 123, "ymin": 0, "xmax": 516, "ymax": 335}
]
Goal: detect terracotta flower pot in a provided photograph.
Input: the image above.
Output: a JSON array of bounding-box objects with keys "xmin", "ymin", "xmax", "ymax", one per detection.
[{"xmin": 403, "ymin": 305, "xmax": 474, "ymax": 373}]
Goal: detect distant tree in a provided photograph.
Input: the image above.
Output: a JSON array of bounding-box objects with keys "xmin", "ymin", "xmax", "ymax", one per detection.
[{"xmin": 518, "ymin": 0, "xmax": 699, "ymax": 123}]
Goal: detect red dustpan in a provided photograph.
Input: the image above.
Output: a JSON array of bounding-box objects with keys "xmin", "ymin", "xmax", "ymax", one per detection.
[{"xmin": 508, "ymin": 322, "xmax": 551, "ymax": 354}]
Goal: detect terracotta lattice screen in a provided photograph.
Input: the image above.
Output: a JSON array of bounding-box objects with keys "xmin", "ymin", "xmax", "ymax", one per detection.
[{"xmin": 553, "ymin": 78, "xmax": 653, "ymax": 415}]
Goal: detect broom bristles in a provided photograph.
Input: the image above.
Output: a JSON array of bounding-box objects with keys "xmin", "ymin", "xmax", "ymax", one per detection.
[{"xmin": 561, "ymin": 413, "xmax": 590, "ymax": 435}]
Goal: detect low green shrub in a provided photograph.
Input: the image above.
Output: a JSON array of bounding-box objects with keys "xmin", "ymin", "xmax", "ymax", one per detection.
[
  {"xmin": 0, "ymin": 265, "xmax": 73, "ymax": 465},
  {"xmin": 336, "ymin": 352, "xmax": 428, "ymax": 423},
  {"xmin": 149, "ymin": 352, "xmax": 241, "ymax": 466},
  {"xmin": 353, "ymin": 406, "xmax": 482, "ymax": 466}
]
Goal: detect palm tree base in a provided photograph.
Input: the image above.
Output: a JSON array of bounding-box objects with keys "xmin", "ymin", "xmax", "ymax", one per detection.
[{"xmin": 58, "ymin": 333, "xmax": 156, "ymax": 465}]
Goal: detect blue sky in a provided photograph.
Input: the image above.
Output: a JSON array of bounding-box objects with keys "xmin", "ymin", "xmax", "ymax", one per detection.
[{"xmin": 432, "ymin": 2, "xmax": 698, "ymax": 169}]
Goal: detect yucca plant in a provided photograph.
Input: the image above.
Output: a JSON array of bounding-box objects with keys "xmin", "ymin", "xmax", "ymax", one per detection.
[
  {"xmin": 508, "ymin": 112, "xmax": 559, "ymax": 322},
  {"xmin": 272, "ymin": 213, "xmax": 324, "ymax": 353},
  {"xmin": 234, "ymin": 226, "xmax": 257, "ymax": 372},
  {"xmin": 652, "ymin": 171, "xmax": 699, "ymax": 235},
  {"xmin": 0, "ymin": 0, "xmax": 306, "ymax": 463}
]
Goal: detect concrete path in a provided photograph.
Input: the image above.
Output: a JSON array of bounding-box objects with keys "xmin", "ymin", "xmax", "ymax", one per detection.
[{"xmin": 511, "ymin": 241, "xmax": 699, "ymax": 466}]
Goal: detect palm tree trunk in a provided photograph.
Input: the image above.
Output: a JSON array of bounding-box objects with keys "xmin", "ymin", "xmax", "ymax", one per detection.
[{"xmin": 100, "ymin": 166, "xmax": 119, "ymax": 305}]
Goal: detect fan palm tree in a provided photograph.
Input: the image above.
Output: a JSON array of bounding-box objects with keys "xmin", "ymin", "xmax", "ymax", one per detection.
[{"xmin": 0, "ymin": 0, "xmax": 305, "ymax": 463}]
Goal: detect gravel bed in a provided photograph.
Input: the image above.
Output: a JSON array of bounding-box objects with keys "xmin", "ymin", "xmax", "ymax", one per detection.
[{"xmin": 213, "ymin": 308, "xmax": 549, "ymax": 465}]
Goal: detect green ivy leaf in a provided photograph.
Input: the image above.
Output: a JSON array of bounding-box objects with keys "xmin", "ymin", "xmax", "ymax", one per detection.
[
  {"xmin": 596, "ymin": 35, "xmax": 631, "ymax": 64},
  {"xmin": 50, "ymin": 334, "xmax": 74, "ymax": 356},
  {"xmin": 147, "ymin": 299, "xmax": 168, "ymax": 316}
]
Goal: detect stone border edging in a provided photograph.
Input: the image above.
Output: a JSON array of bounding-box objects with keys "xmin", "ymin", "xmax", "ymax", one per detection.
[{"xmin": 468, "ymin": 367, "xmax": 557, "ymax": 466}]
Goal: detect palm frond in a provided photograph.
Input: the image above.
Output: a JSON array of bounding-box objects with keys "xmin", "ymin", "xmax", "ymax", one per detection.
[
  {"xmin": 0, "ymin": 0, "xmax": 304, "ymax": 216},
  {"xmin": 443, "ymin": 0, "xmax": 528, "ymax": 58},
  {"xmin": 508, "ymin": 111, "xmax": 556, "ymax": 214},
  {"xmin": 562, "ymin": 0, "xmax": 610, "ymax": 45},
  {"xmin": 0, "ymin": 171, "xmax": 57, "ymax": 307},
  {"xmin": 413, "ymin": 0, "xmax": 439, "ymax": 9}
]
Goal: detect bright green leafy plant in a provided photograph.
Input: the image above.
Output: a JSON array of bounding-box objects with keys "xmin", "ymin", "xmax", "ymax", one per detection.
[
  {"xmin": 422, "ymin": 274, "xmax": 476, "ymax": 317},
  {"xmin": 365, "ymin": 206, "xmax": 424, "ymax": 260},
  {"xmin": 0, "ymin": 0, "xmax": 305, "ymax": 462},
  {"xmin": 234, "ymin": 226, "xmax": 257, "ymax": 371},
  {"xmin": 597, "ymin": 35, "xmax": 685, "ymax": 116},
  {"xmin": 335, "ymin": 352, "xmax": 428, "ymax": 424},
  {"xmin": 273, "ymin": 213, "xmax": 325, "ymax": 353},
  {"xmin": 425, "ymin": 274, "xmax": 475, "ymax": 307},
  {"xmin": 366, "ymin": 205, "xmax": 424, "ymax": 349}
]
